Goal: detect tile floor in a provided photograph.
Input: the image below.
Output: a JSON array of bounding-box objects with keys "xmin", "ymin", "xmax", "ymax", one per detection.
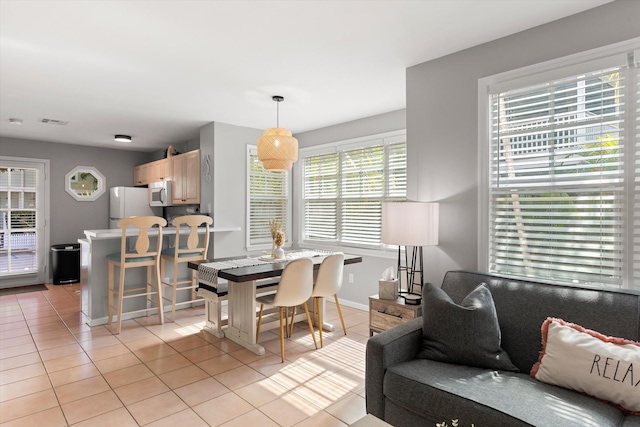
[{"xmin": 0, "ymin": 283, "xmax": 370, "ymax": 426}]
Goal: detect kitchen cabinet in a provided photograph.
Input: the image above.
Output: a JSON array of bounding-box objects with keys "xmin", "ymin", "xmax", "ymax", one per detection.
[
  {"xmin": 172, "ymin": 149, "xmax": 200, "ymax": 204},
  {"xmin": 134, "ymin": 159, "xmax": 171, "ymax": 186},
  {"xmin": 148, "ymin": 159, "xmax": 171, "ymax": 182},
  {"xmin": 133, "ymin": 163, "xmax": 149, "ymax": 186}
]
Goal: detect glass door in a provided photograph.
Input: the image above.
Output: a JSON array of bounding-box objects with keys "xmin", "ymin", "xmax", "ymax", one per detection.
[{"xmin": 0, "ymin": 158, "xmax": 48, "ymax": 288}]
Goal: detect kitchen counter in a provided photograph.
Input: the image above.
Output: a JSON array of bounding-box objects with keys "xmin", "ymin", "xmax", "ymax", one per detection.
[
  {"xmin": 80, "ymin": 225, "xmax": 241, "ymax": 326},
  {"xmin": 84, "ymin": 225, "xmax": 241, "ymax": 240}
]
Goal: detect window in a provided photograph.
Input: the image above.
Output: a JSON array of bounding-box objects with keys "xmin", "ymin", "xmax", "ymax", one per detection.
[
  {"xmin": 246, "ymin": 146, "xmax": 290, "ymax": 248},
  {"xmin": 0, "ymin": 157, "xmax": 49, "ymax": 287},
  {"xmin": 300, "ymin": 132, "xmax": 407, "ymax": 249},
  {"xmin": 479, "ymin": 42, "xmax": 640, "ymax": 289}
]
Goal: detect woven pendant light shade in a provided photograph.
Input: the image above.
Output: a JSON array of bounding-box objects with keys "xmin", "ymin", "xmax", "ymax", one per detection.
[
  {"xmin": 257, "ymin": 96, "xmax": 298, "ymax": 172},
  {"xmin": 257, "ymin": 128, "xmax": 298, "ymax": 171}
]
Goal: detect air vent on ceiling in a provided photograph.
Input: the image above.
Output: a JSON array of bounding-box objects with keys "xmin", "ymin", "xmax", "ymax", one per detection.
[{"xmin": 39, "ymin": 118, "xmax": 69, "ymax": 126}]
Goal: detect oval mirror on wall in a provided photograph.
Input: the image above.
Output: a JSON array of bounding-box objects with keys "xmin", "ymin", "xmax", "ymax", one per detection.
[{"xmin": 65, "ymin": 166, "xmax": 106, "ymax": 201}]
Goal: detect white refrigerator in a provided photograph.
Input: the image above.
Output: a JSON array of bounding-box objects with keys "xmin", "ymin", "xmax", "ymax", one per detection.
[{"xmin": 109, "ymin": 187, "xmax": 160, "ymax": 229}]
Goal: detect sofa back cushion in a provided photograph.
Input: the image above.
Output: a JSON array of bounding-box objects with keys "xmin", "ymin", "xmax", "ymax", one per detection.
[{"xmin": 440, "ymin": 271, "xmax": 640, "ymax": 373}]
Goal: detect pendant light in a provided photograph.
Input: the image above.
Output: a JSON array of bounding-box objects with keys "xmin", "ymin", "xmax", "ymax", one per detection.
[{"xmin": 257, "ymin": 95, "xmax": 298, "ymax": 171}]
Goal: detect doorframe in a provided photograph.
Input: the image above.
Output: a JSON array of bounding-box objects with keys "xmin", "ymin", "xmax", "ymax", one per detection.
[{"xmin": 0, "ymin": 156, "xmax": 50, "ymax": 288}]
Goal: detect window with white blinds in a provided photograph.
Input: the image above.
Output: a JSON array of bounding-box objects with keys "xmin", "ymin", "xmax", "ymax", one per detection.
[
  {"xmin": 302, "ymin": 136, "xmax": 406, "ymax": 249},
  {"xmin": 247, "ymin": 147, "xmax": 289, "ymax": 247},
  {"xmin": 483, "ymin": 45, "xmax": 639, "ymax": 289}
]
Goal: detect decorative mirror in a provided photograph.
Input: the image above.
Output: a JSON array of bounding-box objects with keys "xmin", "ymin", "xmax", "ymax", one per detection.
[{"xmin": 65, "ymin": 166, "xmax": 106, "ymax": 201}]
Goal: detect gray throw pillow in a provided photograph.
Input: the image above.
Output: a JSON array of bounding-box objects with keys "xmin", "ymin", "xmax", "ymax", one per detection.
[{"xmin": 417, "ymin": 283, "xmax": 518, "ymax": 372}]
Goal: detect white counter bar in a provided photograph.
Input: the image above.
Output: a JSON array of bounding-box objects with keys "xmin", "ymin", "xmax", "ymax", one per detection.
[{"xmin": 80, "ymin": 226, "xmax": 241, "ymax": 326}]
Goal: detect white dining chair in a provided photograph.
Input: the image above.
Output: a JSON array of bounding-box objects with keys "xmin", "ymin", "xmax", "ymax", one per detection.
[
  {"xmin": 255, "ymin": 258, "xmax": 318, "ymax": 362},
  {"xmin": 312, "ymin": 252, "xmax": 346, "ymax": 347}
]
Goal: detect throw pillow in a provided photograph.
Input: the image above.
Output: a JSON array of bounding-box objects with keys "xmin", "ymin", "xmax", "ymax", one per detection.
[
  {"xmin": 417, "ymin": 283, "xmax": 518, "ymax": 372},
  {"xmin": 531, "ymin": 318, "xmax": 640, "ymax": 414}
]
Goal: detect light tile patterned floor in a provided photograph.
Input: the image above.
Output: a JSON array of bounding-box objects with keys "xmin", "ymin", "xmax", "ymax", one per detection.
[{"xmin": 0, "ymin": 284, "xmax": 369, "ymax": 426}]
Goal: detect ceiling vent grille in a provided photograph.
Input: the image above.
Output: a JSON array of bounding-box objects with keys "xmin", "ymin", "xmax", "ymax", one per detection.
[{"xmin": 39, "ymin": 118, "xmax": 69, "ymax": 126}]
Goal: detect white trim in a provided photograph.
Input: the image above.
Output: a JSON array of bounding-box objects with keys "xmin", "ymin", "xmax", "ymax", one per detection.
[
  {"xmin": 295, "ymin": 130, "xmax": 407, "ymax": 254},
  {"xmin": 477, "ymin": 38, "xmax": 640, "ymax": 287},
  {"xmin": 0, "ymin": 156, "xmax": 50, "ymax": 287},
  {"xmin": 482, "ymin": 38, "xmax": 639, "ymax": 93},
  {"xmin": 245, "ymin": 145, "xmax": 292, "ymax": 250},
  {"xmin": 299, "ymin": 129, "xmax": 406, "ymax": 157}
]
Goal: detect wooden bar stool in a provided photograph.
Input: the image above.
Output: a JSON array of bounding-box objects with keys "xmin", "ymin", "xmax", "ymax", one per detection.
[
  {"xmin": 107, "ymin": 216, "xmax": 167, "ymax": 334},
  {"xmin": 160, "ymin": 215, "xmax": 213, "ymax": 321},
  {"xmin": 256, "ymin": 258, "xmax": 318, "ymax": 362},
  {"xmin": 312, "ymin": 252, "xmax": 346, "ymax": 347}
]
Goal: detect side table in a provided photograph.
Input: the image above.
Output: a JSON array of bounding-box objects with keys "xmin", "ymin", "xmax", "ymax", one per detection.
[{"xmin": 369, "ymin": 294, "xmax": 422, "ymax": 336}]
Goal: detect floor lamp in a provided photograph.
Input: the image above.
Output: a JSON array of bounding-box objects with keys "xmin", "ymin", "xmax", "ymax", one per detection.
[{"xmin": 382, "ymin": 202, "xmax": 439, "ymax": 304}]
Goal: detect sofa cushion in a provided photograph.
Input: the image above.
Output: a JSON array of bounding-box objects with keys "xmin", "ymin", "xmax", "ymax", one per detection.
[
  {"xmin": 384, "ymin": 358, "xmax": 626, "ymax": 427},
  {"xmin": 531, "ymin": 318, "xmax": 640, "ymax": 414},
  {"xmin": 417, "ymin": 283, "xmax": 518, "ymax": 371},
  {"xmin": 440, "ymin": 271, "xmax": 640, "ymax": 373}
]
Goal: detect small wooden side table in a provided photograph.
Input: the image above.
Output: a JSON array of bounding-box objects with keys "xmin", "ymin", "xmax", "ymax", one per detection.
[{"xmin": 369, "ymin": 294, "xmax": 422, "ymax": 336}]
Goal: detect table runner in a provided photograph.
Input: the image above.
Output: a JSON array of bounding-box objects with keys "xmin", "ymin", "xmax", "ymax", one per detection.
[{"xmin": 197, "ymin": 249, "xmax": 334, "ymax": 286}]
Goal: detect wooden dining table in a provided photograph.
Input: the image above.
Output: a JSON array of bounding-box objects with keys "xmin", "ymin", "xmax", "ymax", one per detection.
[{"xmin": 188, "ymin": 252, "xmax": 362, "ymax": 355}]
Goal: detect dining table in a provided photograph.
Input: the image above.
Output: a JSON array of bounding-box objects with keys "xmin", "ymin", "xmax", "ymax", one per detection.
[{"xmin": 188, "ymin": 250, "xmax": 362, "ymax": 355}]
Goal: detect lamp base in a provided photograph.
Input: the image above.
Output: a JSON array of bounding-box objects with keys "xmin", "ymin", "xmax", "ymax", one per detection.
[{"xmin": 402, "ymin": 294, "xmax": 422, "ymax": 305}]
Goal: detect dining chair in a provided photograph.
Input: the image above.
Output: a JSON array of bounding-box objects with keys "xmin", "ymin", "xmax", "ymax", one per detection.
[
  {"xmin": 255, "ymin": 257, "xmax": 318, "ymax": 362},
  {"xmin": 311, "ymin": 252, "xmax": 346, "ymax": 347},
  {"xmin": 107, "ymin": 215, "xmax": 167, "ymax": 334},
  {"xmin": 160, "ymin": 215, "xmax": 213, "ymax": 321}
]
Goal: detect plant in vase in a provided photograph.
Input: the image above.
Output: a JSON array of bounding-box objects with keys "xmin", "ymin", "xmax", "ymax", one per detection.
[
  {"xmin": 273, "ymin": 230, "xmax": 286, "ymax": 259},
  {"xmin": 269, "ymin": 219, "xmax": 284, "ymax": 258}
]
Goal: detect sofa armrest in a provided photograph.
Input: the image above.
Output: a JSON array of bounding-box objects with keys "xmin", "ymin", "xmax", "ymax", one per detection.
[{"xmin": 365, "ymin": 317, "xmax": 423, "ymax": 419}]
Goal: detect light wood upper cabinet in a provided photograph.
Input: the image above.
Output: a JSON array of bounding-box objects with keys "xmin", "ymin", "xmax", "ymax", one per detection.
[
  {"xmin": 133, "ymin": 163, "xmax": 149, "ymax": 186},
  {"xmin": 148, "ymin": 159, "xmax": 171, "ymax": 182},
  {"xmin": 171, "ymin": 150, "xmax": 200, "ymax": 205},
  {"xmin": 134, "ymin": 159, "xmax": 171, "ymax": 187}
]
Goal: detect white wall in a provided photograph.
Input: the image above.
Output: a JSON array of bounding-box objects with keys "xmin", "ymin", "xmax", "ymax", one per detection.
[{"xmin": 407, "ymin": 0, "xmax": 640, "ymax": 287}]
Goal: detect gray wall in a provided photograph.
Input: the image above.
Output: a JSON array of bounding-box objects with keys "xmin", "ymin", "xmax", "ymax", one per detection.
[
  {"xmin": 211, "ymin": 122, "xmax": 263, "ymax": 258},
  {"xmin": 295, "ymin": 109, "xmax": 407, "ymax": 307},
  {"xmin": 407, "ymin": 0, "xmax": 640, "ymax": 287},
  {"xmin": 0, "ymin": 136, "xmax": 151, "ymax": 248}
]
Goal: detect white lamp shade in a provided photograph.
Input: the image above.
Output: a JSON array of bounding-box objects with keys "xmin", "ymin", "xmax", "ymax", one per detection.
[{"xmin": 382, "ymin": 202, "xmax": 439, "ymax": 246}]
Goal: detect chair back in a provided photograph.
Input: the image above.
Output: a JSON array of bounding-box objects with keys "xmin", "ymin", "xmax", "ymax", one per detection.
[
  {"xmin": 273, "ymin": 258, "xmax": 314, "ymax": 307},
  {"xmin": 313, "ymin": 253, "xmax": 345, "ymax": 297},
  {"xmin": 116, "ymin": 216, "xmax": 167, "ymax": 262},
  {"xmin": 170, "ymin": 215, "xmax": 213, "ymax": 260}
]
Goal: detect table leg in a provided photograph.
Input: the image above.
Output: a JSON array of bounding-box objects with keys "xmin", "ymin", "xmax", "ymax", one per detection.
[{"xmin": 224, "ymin": 279, "xmax": 265, "ymax": 355}]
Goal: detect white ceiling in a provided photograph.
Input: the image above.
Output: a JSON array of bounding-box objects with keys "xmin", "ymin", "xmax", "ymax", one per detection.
[{"xmin": 0, "ymin": 0, "xmax": 612, "ymax": 152}]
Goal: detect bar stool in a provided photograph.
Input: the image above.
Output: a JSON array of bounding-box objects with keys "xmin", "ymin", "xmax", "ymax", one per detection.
[
  {"xmin": 312, "ymin": 252, "xmax": 346, "ymax": 347},
  {"xmin": 256, "ymin": 258, "xmax": 318, "ymax": 362},
  {"xmin": 160, "ymin": 215, "xmax": 213, "ymax": 321},
  {"xmin": 107, "ymin": 215, "xmax": 167, "ymax": 334}
]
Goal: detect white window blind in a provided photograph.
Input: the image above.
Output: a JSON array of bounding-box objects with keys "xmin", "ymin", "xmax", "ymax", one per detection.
[
  {"xmin": 488, "ymin": 53, "xmax": 638, "ymax": 287},
  {"xmin": 247, "ymin": 148, "xmax": 289, "ymax": 246},
  {"xmin": 0, "ymin": 167, "xmax": 39, "ymax": 275},
  {"xmin": 302, "ymin": 138, "xmax": 406, "ymax": 248}
]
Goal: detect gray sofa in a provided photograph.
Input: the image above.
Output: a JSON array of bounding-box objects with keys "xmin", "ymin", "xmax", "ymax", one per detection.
[{"xmin": 366, "ymin": 270, "xmax": 640, "ymax": 427}]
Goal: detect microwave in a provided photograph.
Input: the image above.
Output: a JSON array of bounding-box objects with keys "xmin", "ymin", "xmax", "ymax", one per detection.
[{"xmin": 149, "ymin": 181, "xmax": 172, "ymax": 207}]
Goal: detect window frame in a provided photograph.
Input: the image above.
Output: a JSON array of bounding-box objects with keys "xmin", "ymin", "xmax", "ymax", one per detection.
[
  {"xmin": 245, "ymin": 145, "xmax": 292, "ymax": 251},
  {"xmin": 478, "ymin": 38, "xmax": 640, "ymax": 289},
  {"xmin": 0, "ymin": 156, "xmax": 50, "ymax": 288},
  {"xmin": 295, "ymin": 130, "xmax": 407, "ymax": 255}
]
